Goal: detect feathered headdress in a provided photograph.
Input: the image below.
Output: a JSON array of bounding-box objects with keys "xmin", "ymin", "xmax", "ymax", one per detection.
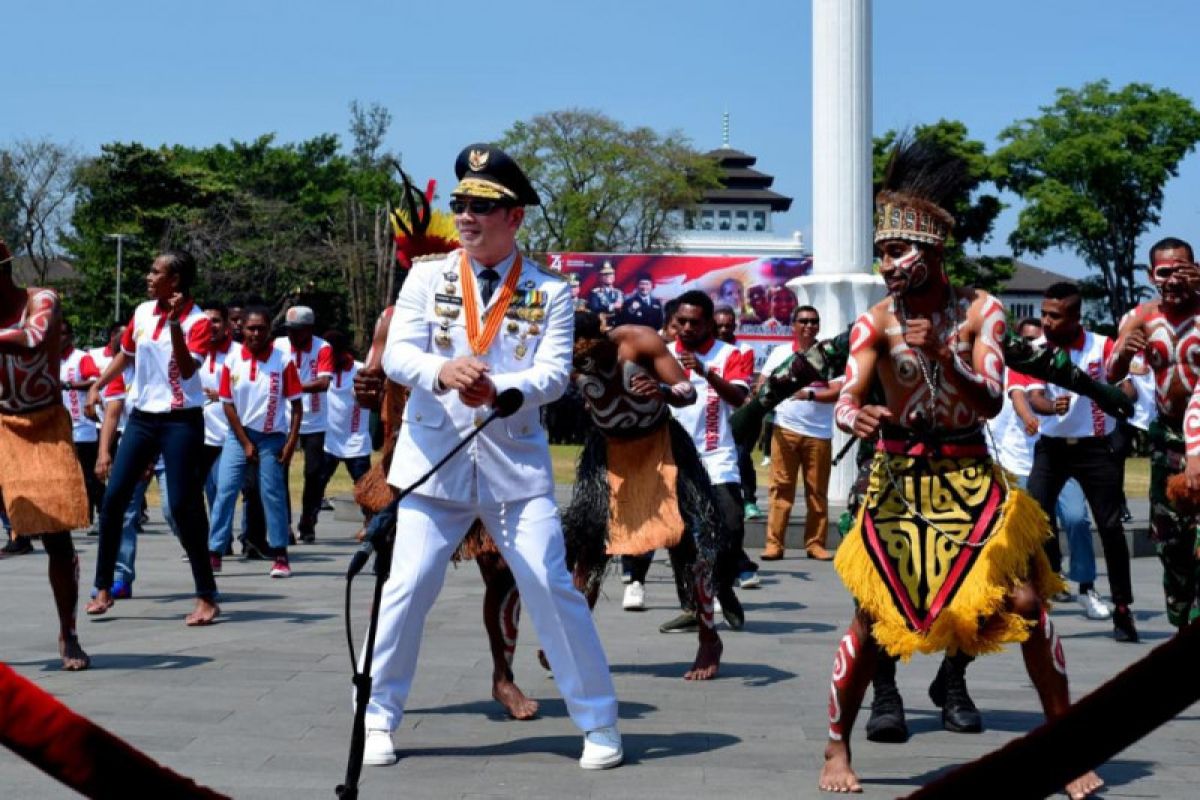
[
  {"xmin": 874, "ymin": 135, "xmax": 971, "ymax": 246},
  {"xmin": 389, "ymin": 166, "xmax": 459, "ymax": 269}
]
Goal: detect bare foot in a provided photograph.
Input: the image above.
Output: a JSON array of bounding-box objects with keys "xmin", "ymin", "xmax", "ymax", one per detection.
[
  {"xmin": 684, "ymin": 632, "xmax": 723, "ymax": 680},
  {"xmin": 85, "ymin": 590, "xmax": 113, "ymax": 616},
  {"xmin": 818, "ymin": 741, "xmax": 862, "ymax": 793},
  {"xmin": 59, "ymin": 635, "xmax": 90, "ymax": 671},
  {"xmin": 185, "ymin": 598, "xmax": 220, "ymax": 626},
  {"xmin": 492, "ymin": 678, "xmax": 539, "ymax": 719},
  {"xmin": 1066, "ymin": 771, "xmax": 1104, "ymax": 799}
]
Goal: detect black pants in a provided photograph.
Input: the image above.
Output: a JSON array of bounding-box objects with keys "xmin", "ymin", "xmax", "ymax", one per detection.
[
  {"xmin": 74, "ymin": 441, "xmax": 104, "ymax": 523},
  {"xmin": 737, "ymin": 442, "xmax": 757, "ymax": 505},
  {"xmin": 613, "ymin": 531, "xmax": 706, "ymax": 610},
  {"xmin": 317, "ymin": 454, "xmax": 372, "ymax": 521},
  {"xmin": 1027, "ymin": 435, "xmax": 1132, "ymax": 606},
  {"xmin": 94, "ymin": 409, "xmax": 216, "ymax": 598},
  {"xmin": 293, "ymin": 432, "xmax": 326, "ymax": 534}
]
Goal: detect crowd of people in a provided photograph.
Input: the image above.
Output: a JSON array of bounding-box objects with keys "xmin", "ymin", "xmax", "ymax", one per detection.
[{"xmin": 0, "ymin": 135, "xmax": 1190, "ymax": 799}]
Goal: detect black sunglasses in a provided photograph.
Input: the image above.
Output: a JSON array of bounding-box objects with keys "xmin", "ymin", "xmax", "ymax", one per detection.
[
  {"xmin": 794, "ymin": 318, "xmax": 820, "ymax": 325},
  {"xmin": 449, "ymin": 198, "xmax": 512, "ymax": 215}
]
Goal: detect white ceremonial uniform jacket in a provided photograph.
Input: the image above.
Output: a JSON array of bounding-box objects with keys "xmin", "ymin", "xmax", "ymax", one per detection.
[{"xmin": 383, "ymin": 248, "xmax": 571, "ymax": 503}]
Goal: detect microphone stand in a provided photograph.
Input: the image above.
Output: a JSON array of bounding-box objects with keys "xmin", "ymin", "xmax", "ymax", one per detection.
[{"xmin": 336, "ymin": 401, "xmax": 512, "ymax": 799}]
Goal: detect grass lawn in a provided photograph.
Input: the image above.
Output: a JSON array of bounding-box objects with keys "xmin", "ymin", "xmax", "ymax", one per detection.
[{"xmin": 149, "ymin": 445, "xmax": 1153, "ymax": 507}]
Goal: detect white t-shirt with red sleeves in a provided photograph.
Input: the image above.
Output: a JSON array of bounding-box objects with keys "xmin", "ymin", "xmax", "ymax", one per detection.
[
  {"xmin": 324, "ymin": 359, "xmax": 371, "ymax": 459},
  {"xmin": 275, "ymin": 336, "xmax": 334, "ymax": 435},
  {"xmin": 761, "ymin": 342, "xmax": 840, "ymax": 439},
  {"xmin": 669, "ymin": 337, "xmax": 752, "ymax": 485},
  {"xmin": 102, "ymin": 365, "xmax": 137, "ymax": 433},
  {"xmin": 200, "ymin": 339, "xmax": 233, "ymax": 447},
  {"xmin": 120, "ymin": 300, "xmax": 211, "ymax": 412},
  {"xmin": 1025, "ymin": 331, "xmax": 1117, "ymax": 439},
  {"xmin": 219, "ymin": 346, "xmax": 302, "ymax": 435},
  {"xmin": 60, "ymin": 348, "xmax": 100, "ymax": 443}
]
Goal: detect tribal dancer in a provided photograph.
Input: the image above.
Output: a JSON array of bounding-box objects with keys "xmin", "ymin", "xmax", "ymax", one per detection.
[
  {"xmin": 565, "ymin": 311, "xmax": 724, "ymax": 680},
  {"xmin": 1109, "ymin": 236, "xmax": 1200, "ymax": 629},
  {"xmin": 0, "ymin": 238, "xmax": 91, "ymax": 670},
  {"xmin": 817, "ymin": 138, "xmax": 1102, "ymax": 799}
]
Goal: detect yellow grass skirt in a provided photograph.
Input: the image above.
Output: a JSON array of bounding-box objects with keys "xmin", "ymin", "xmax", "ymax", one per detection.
[
  {"xmin": 834, "ymin": 450, "xmax": 1063, "ymax": 660},
  {"xmin": 604, "ymin": 425, "xmax": 685, "ymax": 556},
  {"xmin": 0, "ymin": 405, "xmax": 89, "ymax": 536}
]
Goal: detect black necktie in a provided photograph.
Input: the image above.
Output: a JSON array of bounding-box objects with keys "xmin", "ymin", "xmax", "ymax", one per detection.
[{"xmin": 479, "ymin": 268, "xmax": 500, "ymax": 305}]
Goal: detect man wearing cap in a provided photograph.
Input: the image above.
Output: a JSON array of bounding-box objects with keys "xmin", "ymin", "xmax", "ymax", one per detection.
[
  {"xmin": 274, "ymin": 306, "xmax": 334, "ymax": 543},
  {"xmin": 587, "ymin": 261, "xmax": 623, "ymax": 321},
  {"xmin": 362, "ymin": 143, "xmax": 622, "ymax": 770}
]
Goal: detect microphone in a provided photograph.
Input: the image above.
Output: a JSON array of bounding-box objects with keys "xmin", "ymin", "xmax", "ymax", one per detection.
[{"xmin": 345, "ymin": 388, "xmax": 526, "ymax": 579}]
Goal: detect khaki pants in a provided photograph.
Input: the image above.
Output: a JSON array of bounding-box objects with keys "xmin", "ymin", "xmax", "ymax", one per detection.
[{"xmin": 765, "ymin": 427, "xmax": 831, "ymax": 554}]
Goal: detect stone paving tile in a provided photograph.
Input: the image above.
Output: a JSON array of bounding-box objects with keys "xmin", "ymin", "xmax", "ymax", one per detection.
[{"xmin": 0, "ymin": 499, "xmax": 1195, "ymax": 798}]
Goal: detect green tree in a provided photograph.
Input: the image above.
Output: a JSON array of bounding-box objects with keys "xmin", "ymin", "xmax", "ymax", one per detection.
[
  {"xmin": 498, "ymin": 109, "xmax": 721, "ymax": 254},
  {"xmin": 66, "ymin": 134, "xmax": 406, "ymax": 345},
  {"xmin": 994, "ymin": 80, "xmax": 1200, "ymax": 324},
  {"xmin": 873, "ymin": 120, "xmax": 1009, "ymax": 292}
]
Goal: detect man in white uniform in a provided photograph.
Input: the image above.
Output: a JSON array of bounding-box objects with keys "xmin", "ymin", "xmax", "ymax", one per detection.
[{"xmin": 363, "ymin": 143, "xmax": 621, "ymax": 770}]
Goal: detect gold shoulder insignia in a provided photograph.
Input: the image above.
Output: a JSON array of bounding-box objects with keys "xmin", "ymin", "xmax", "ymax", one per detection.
[
  {"xmin": 531, "ymin": 262, "xmax": 566, "ymax": 281},
  {"xmin": 411, "ymin": 253, "xmax": 447, "ymax": 264}
]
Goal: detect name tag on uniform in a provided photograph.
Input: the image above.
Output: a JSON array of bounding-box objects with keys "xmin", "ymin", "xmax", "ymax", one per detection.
[{"xmin": 435, "ymin": 294, "xmax": 463, "ymax": 306}]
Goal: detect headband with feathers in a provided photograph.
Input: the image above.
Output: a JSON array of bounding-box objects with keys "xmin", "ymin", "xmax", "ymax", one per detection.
[{"xmin": 874, "ymin": 135, "xmax": 971, "ymax": 246}]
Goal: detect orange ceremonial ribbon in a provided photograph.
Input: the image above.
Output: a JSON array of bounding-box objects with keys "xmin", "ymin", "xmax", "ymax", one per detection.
[{"xmin": 460, "ymin": 250, "xmax": 523, "ymax": 356}]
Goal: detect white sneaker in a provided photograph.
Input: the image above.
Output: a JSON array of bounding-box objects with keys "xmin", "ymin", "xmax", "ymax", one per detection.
[
  {"xmin": 713, "ymin": 597, "xmax": 723, "ymax": 615},
  {"xmin": 1079, "ymin": 589, "xmax": 1112, "ymax": 620},
  {"xmin": 363, "ymin": 728, "xmax": 397, "ymax": 766},
  {"xmin": 579, "ymin": 725, "xmax": 623, "ymax": 770},
  {"xmin": 623, "ymin": 581, "xmax": 646, "ymax": 611}
]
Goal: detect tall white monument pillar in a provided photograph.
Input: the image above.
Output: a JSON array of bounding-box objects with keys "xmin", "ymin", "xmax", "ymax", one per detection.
[{"xmin": 789, "ymin": 0, "xmax": 884, "ymax": 503}]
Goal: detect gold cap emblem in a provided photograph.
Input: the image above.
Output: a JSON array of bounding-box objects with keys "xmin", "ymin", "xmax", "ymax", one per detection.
[{"xmin": 468, "ymin": 149, "xmax": 489, "ymax": 172}]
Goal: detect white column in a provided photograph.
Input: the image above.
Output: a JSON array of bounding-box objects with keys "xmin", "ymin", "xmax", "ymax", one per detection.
[
  {"xmin": 788, "ymin": 0, "xmax": 879, "ymax": 512},
  {"xmin": 812, "ymin": 0, "xmax": 872, "ymax": 276}
]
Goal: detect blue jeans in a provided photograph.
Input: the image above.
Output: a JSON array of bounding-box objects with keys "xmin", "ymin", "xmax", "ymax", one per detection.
[
  {"xmin": 113, "ymin": 467, "xmax": 180, "ymax": 586},
  {"xmin": 1018, "ymin": 475, "xmax": 1095, "ymax": 584},
  {"xmin": 209, "ymin": 430, "xmax": 290, "ymax": 554},
  {"xmin": 95, "ymin": 409, "xmax": 215, "ymax": 598}
]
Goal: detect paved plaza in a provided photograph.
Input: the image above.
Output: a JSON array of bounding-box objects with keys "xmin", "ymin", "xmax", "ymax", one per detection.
[{"xmin": 1, "ymin": 497, "xmax": 1197, "ymax": 799}]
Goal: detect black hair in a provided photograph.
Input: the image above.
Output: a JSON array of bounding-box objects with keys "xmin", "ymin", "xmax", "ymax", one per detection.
[
  {"xmin": 1017, "ymin": 317, "xmax": 1042, "ymax": 331},
  {"xmin": 1149, "ymin": 236, "xmax": 1195, "ymax": 265},
  {"xmin": 159, "ymin": 249, "xmax": 197, "ymax": 294},
  {"xmin": 675, "ymin": 290, "xmax": 714, "ymax": 319},
  {"xmin": 713, "ymin": 304, "xmax": 737, "ymax": 318},
  {"xmin": 1043, "ymin": 281, "xmax": 1081, "ymax": 300},
  {"xmin": 204, "ymin": 301, "xmax": 228, "ymax": 319},
  {"xmin": 574, "ymin": 310, "xmax": 603, "ymax": 341},
  {"xmin": 793, "ymin": 305, "xmax": 819, "ymax": 322},
  {"xmin": 243, "ymin": 305, "xmax": 272, "ymax": 326},
  {"xmin": 663, "ymin": 298, "xmax": 681, "ymax": 325},
  {"xmin": 636, "ymin": 273, "xmax": 653, "ymax": 285},
  {"xmin": 107, "ymin": 322, "xmax": 124, "ymax": 338},
  {"xmin": 323, "ymin": 329, "xmax": 354, "ymax": 360}
]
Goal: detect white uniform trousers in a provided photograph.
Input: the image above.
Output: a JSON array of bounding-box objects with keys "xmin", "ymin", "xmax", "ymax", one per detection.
[{"xmin": 364, "ymin": 492, "xmax": 619, "ymax": 733}]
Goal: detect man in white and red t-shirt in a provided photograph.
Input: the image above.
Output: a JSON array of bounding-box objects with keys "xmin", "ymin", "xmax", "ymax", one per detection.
[
  {"xmin": 274, "ymin": 306, "xmax": 334, "ymax": 543},
  {"xmin": 60, "ymin": 320, "xmax": 103, "ymax": 525},
  {"xmin": 759, "ymin": 305, "xmax": 843, "ymax": 562},
  {"xmin": 714, "ymin": 305, "xmax": 764, "ymax": 521},
  {"xmin": 665, "ymin": 290, "xmax": 756, "ymax": 630},
  {"xmin": 210, "ymin": 307, "xmax": 303, "ymax": 578},
  {"xmin": 85, "ymin": 249, "xmax": 219, "ymax": 626},
  {"xmin": 1025, "ymin": 281, "xmax": 1136, "ymax": 643},
  {"xmin": 319, "ymin": 331, "xmax": 372, "ymax": 530}
]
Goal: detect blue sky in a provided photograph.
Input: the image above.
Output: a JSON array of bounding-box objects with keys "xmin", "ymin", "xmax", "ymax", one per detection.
[{"xmin": 6, "ymin": 0, "xmax": 1200, "ymax": 279}]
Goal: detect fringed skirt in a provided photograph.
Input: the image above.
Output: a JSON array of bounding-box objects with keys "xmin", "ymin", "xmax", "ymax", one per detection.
[
  {"xmin": 563, "ymin": 419, "xmax": 724, "ymax": 591},
  {"xmin": 0, "ymin": 405, "xmax": 90, "ymax": 536},
  {"xmin": 834, "ymin": 435, "xmax": 1063, "ymax": 659}
]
